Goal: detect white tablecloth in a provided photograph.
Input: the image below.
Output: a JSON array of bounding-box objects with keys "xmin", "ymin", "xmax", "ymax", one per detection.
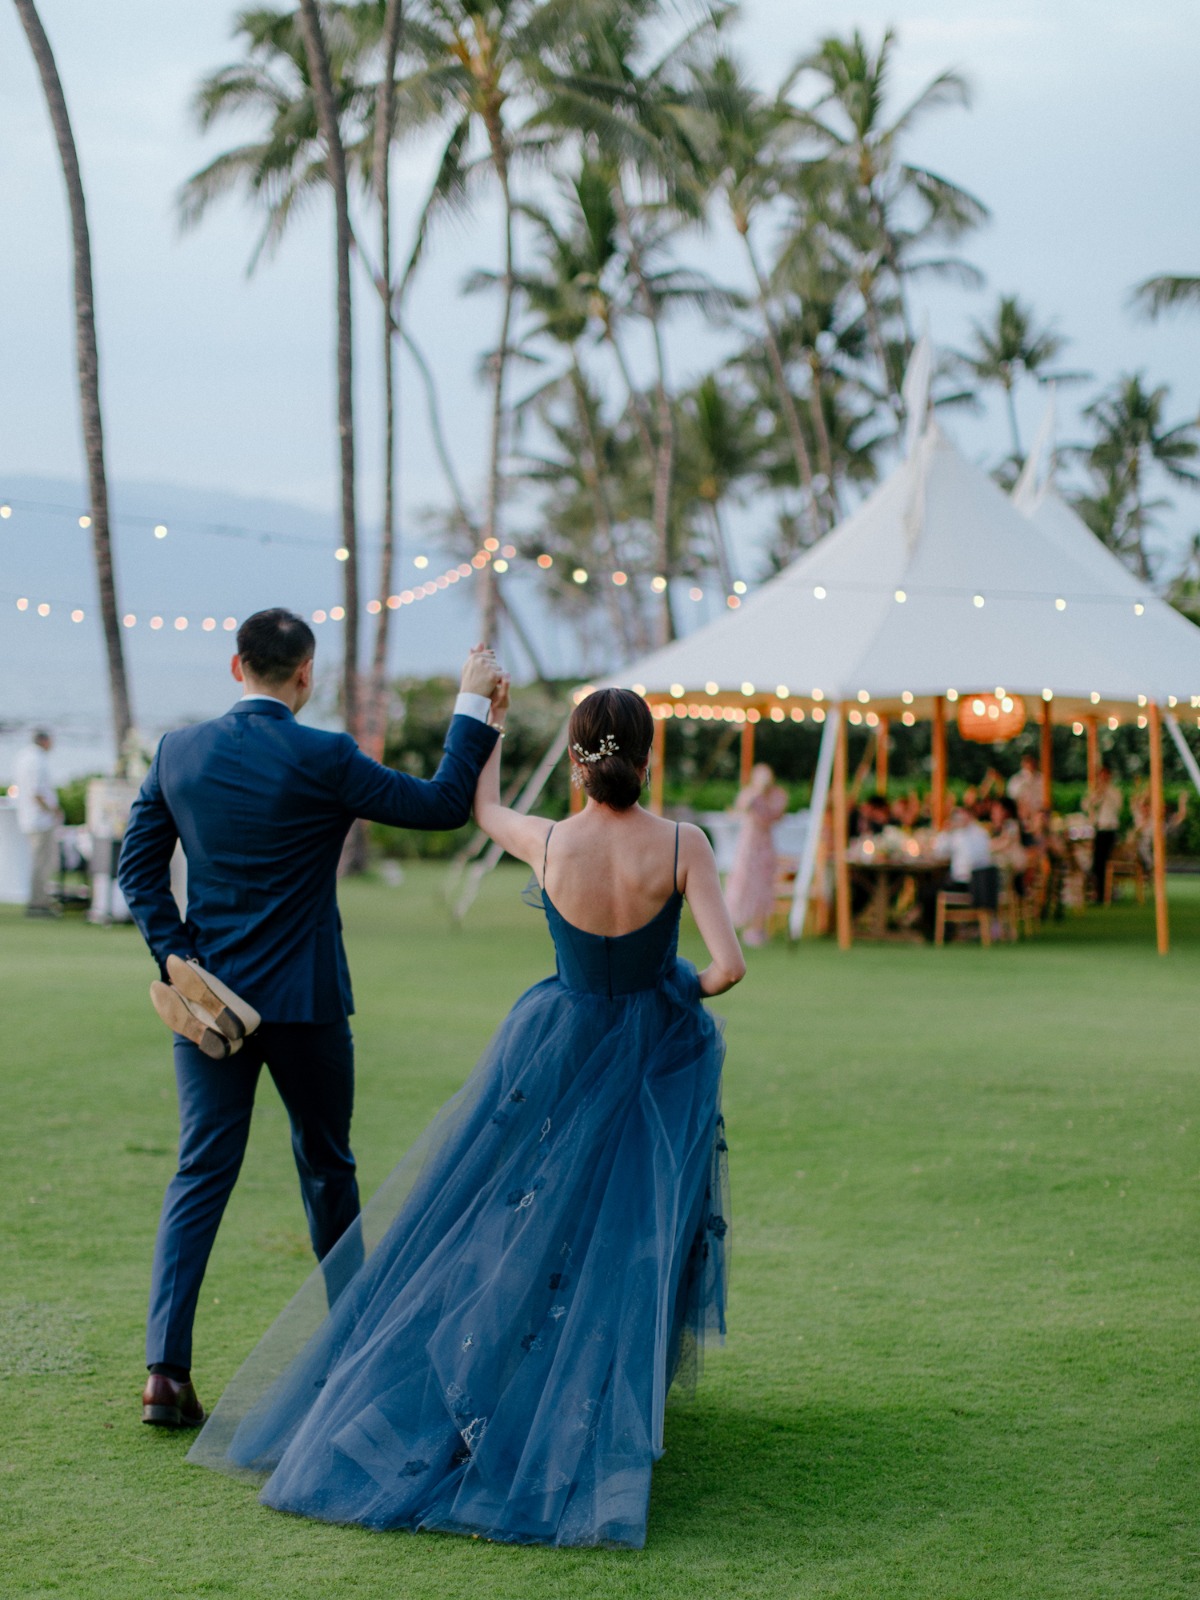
[{"xmin": 0, "ymin": 800, "xmax": 31, "ymax": 903}]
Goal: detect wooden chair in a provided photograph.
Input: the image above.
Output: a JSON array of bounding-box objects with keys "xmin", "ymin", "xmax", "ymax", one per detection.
[
  {"xmin": 1104, "ymin": 839, "xmax": 1146, "ymax": 904},
  {"xmin": 767, "ymin": 855, "xmax": 800, "ymax": 940},
  {"xmin": 934, "ymin": 867, "xmax": 1000, "ymax": 947},
  {"xmin": 997, "ymin": 868, "xmax": 1022, "ymax": 942}
]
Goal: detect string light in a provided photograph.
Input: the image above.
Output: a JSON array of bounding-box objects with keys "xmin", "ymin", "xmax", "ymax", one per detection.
[
  {"xmin": 651, "ymin": 575, "xmax": 667, "ymax": 593},
  {"xmin": 732, "ymin": 580, "xmax": 747, "ymax": 595},
  {"xmin": 689, "ymin": 586, "xmax": 704, "ymax": 601},
  {"xmin": 573, "ymin": 568, "xmax": 588, "ymax": 585},
  {"xmin": 414, "ymin": 555, "xmax": 429, "ymax": 569},
  {"xmin": 154, "ymin": 524, "xmax": 168, "ymax": 539},
  {"xmin": 537, "ymin": 553, "xmax": 553, "ymax": 569},
  {"xmin": 335, "ymin": 547, "xmax": 349, "ymax": 562},
  {"xmin": 0, "ymin": 505, "xmax": 11, "ymax": 518},
  {"xmin": 813, "ymin": 586, "xmax": 826, "ymax": 599}
]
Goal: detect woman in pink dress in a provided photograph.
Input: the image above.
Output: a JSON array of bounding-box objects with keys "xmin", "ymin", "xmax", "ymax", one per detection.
[{"xmin": 724, "ymin": 764, "xmax": 788, "ymax": 946}]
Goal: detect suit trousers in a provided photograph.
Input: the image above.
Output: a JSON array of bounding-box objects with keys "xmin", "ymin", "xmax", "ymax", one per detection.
[
  {"xmin": 24, "ymin": 828, "xmax": 57, "ymax": 910},
  {"xmin": 146, "ymin": 1020, "xmax": 362, "ymax": 1369}
]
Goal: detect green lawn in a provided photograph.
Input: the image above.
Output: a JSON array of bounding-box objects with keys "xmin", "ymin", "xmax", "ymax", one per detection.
[{"xmin": 1, "ymin": 867, "xmax": 1197, "ymax": 1599}]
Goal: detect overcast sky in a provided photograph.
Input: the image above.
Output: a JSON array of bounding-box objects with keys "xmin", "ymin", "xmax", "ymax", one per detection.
[{"xmin": 2, "ymin": 0, "xmax": 1199, "ymax": 774}]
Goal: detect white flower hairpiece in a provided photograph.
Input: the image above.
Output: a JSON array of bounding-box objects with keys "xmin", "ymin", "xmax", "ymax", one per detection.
[{"xmin": 571, "ymin": 733, "xmax": 620, "ymax": 764}]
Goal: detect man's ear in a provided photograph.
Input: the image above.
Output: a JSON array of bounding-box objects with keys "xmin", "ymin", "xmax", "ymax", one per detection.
[
  {"xmin": 297, "ymin": 657, "xmax": 314, "ymax": 691},
  {"xmin": 231, "ymin": 654, "xmax": 245, "ymax": 684}
]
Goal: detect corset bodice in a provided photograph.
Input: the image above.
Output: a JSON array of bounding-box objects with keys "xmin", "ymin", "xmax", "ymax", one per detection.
[{"xmin": 543, "ymin": 891, "xmax": 683, "ymax": 998}]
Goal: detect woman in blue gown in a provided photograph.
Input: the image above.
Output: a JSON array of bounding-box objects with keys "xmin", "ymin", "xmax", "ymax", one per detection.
[{"xmin": 189, "ymin": 687, "xmax": 746, "ymax": 1548}]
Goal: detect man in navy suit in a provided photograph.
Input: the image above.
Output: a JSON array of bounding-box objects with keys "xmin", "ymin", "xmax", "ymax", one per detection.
[{"xmin": 119, "ymin": 608, "xmax": 502, "ymax": 1427}]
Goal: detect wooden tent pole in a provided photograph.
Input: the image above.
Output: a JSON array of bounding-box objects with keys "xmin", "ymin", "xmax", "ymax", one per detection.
[
  {"xmin": 650, "ymin": 716, "xmax": 666, "ymax": 817},
  {"xmin": 932, "ymin": 697, "xmax": 947, "ymax": 830},
  {"xmin": 1041, "ymin": 703, "xmax": 1054, "ymax": 813},
  {"xmin": 834, "ymin": 705, "xmax": 852, "ymax": 950},
  {"xmin": 1086, "ymin": 715, "xmax": 1099, "ymax": 793},
  {"xmin": 739, "ymin": 720, "xmax": 755, "ymax": 787},
  {"xmin": 876, "ymin": 714, "xmax": 889, "ymax": 794},
  {"xmin": 1149, "ymin": 703, "xmax": 1169, "ymax": 955}
]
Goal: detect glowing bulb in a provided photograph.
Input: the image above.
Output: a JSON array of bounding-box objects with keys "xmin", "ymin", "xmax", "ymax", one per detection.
[
  {"xmin": 1134, "ymin": 602, "xmax": 1144, "ymax": 616},
  {"xmin": 537, "ymin": 553, "xmax": 553, "ymax": 569},
  {"xmin": 705, "ymin": 682, "xmax": 719, "ymax": 695},
  {"xmin": 813, "ymin": 585, "xmax": 826, "ymax": 599},
  {"xmin": 223, "ymin": 617, "xmax": 237, "ymax": 631},
  {"xmin": 1090, "ymin": 691, "xmax": 1100, "ymax": 704},
  {"xmin": 414, "ymin": 555, "xmax": 429, "ymax": 569},
  {"xmin": 484, "ymin": 538, "xmax": 500, "ymax": 553},
  {"xmin": 16, "ymin": 598, "xmax": 28, "ymax": 612},
  {"xmin": 741, "ymin": 682, "xmax": 755, "ymax": 696},
  {"xmin": 670, "ymin": 683, "xmax": 685, "ymax": 698},
  {"xmin": 946, "ymin": 689, "xmax": 959, "ymax": 702},
  {"xmin": 573, "ymin": 568, "xmax": 588, "ymax": 584},
  {"xmin": 689, "ymin": 587, "xmax": 703, "ymax": 601},
  {"xmin": 37, "ymin": 603, "xmax": 50, "ymax": 617},
  {"xmin": 727, "ymin": 595, "xmax": 741, "ymax": 609},
  {"xmin": 70, "ymin": 609, "xmax": 84, "ymax": 623},
  {"xmin": 776, "ymin": 685, "xmax": 790, "ymax": 698},
  {"xmin": 857, "ymin": 690, "xmax": 870, "ymax": 703},
  {"xmin": 733, "ymin": 580, "xmax": 747, "ymax": 595},
  {"xmin": 1055, "ymin": 597, "xmax": 1066, "ymax": 611},
  {"xmin": 122, "ymin": 613, "xmax": 136, "ymax": 628},
  {"xmin": 611, "ymin": 570, "xmax": 627, "ymax": 586},
  {"xmin": 901, "ymin": 690, "xmax": 913, "ymax": 704},
  {"xmin": 312, "ymin": 610, "xmax": 327, "ymax": 624},
  {"xmin": 0, "ymin": 505, "xmax": 11, "ymax": 518},
  {"xmin": 150, "ymin": 616, "xmax": 164, "ymax": 631},
  {"xmin": 202, "ymin": 617, "xmax": 216, "ymax": 631},
  {"xmin": 367, "ymin": 599, "xmax": 382, "ymax": 614},
  {"xmin": 894, "ymin": 589, "xmax": 906, "ymax": 603},
  {"xmin": 335, "ymin": 547, "xmax": 349, "ymax": 562},
  {"xmin": 973, "ymin": 594, "xmax": 985, "ymax": 608},
  {"xmin": 154, "ymin": 524, "xmax": 168, "ymax": 539},
  {"xmin": 493, "ymin": 559, "xmax": 509, "ymax": 573},
  {"xmin": 78, "ymin": 515, "xmax": 91, "ymax": 528},
  {"xmin": 1042, "ymin": 688, "xmax": 1053, "ymax": 701},
  {"xmin": 501, "ymin": 545, "xmax": 516, "ymax": 559},
  {"xmin": 330, "ymin": 606, "xmax": 345, "ymax": 621},
  {"xmin": 651, "ymin": 575, "xmax": 667, "ymax": 593},
  {"xmin": 175, "ymin": 617, "xmax": 188, "ymax": 631}
]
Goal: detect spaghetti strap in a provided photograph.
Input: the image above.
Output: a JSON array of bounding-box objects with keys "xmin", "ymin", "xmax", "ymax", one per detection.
[
  {"xmin": 542, "ymin": 823, "xmax": 555, "ymax": 887},
  {"xmin": 673, "ymin": 822, "xmax": 680, "ymax": 894}
]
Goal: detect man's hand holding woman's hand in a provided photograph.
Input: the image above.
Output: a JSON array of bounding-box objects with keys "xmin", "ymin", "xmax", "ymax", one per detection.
[{"xmin": 461, "ymin": 643, "xmax": 502, "ymax": 698}]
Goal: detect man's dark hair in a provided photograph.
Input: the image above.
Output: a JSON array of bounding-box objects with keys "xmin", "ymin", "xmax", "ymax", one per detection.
[{"xmin": 236, "ymin": 608, "xmax": 316, "ymax": 685}]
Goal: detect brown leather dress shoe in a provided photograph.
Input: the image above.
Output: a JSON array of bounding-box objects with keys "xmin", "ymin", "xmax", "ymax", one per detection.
[{"xmin": 141, "ymin": 1372, "xmax": 206, "ymax": 1428}]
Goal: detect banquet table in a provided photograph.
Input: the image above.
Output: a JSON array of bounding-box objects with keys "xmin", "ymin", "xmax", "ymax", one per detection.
[{"xmin": 847, "ymin": 850, "xmax": 949, "ymax": 940}]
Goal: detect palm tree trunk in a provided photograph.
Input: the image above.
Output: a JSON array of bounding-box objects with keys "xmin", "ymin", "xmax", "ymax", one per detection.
[
  {"xmin": 709, "ymin": 500, "xmax": 735, "ymax": 595},
  {"xmin": 297, "ymin": 0, "xmax": 359, "ymax": 740},
  {"xmin": 740, "ymin": 230, "xmax": 822, "ymax": 544},
  {"xmin": 1003, "ymin": 381, "xmax": 1022, "ymax": 461},
  {"xmin": 569, "ymin": 357, "xmax": 636, "ymax": 660},
  {"xmin": 806, "ymin": 354, "xmax": 842, "ymax": 523},
  {"xmin": 613, "ymin": 185, "xmax": 676, "ymax": 645},
  {"xmin": 14, "ymin": 0, "xmax": 133, "ymax": 764},
  {"xmin": 480, "ymin": 116, "xmax": 515, "ymax": 647},
  {"xmin": 364, "ymin": 0, "xmax": 404, "ymax": 764}
]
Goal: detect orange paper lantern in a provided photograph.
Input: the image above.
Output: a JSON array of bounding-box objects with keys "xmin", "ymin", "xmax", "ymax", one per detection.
[{"xmin": 956, "ymin": 692, "xmax": 1026, "ymax": 743}]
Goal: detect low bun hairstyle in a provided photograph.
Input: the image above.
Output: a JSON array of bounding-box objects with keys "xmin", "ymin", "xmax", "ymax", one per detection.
[{"xmin": 568, "ymin": 688, "xmax": 654, "ymax": 810}]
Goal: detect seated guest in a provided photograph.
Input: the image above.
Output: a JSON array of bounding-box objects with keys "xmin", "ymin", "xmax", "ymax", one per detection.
[
  {"xmin": 921, "ymin": 806, "xmax": 997, "ymax": 940},
  {"xmin": 989, "ymin": 796, "xmax": 1027, "ymax": 890},
  {"xmin": 852, "ymin": 792, "xmax": 891, "ymax": 837},
  {"xmin": 891, "ymin": 788, "xmax": 921, "ymax": 829}
]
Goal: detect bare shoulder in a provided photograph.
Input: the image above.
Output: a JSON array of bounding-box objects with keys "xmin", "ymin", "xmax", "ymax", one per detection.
[{"xmin": 676, "ymin": 820, "xmax": 716, "ymax": 881}]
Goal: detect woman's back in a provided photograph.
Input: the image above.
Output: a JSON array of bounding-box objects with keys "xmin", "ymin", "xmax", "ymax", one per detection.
[{"xmin": 540, "ymin": 809, "xmax": 682, "ymax": 938}]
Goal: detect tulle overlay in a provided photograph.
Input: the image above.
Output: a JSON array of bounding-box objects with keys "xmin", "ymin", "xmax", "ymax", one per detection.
[{"xmin": 189, "ymin": 946, "xmax": 728, "ymax": 1549}]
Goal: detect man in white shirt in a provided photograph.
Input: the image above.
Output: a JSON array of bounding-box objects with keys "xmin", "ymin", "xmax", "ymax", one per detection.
[
  {"xmin": 1085, "ymin": 766, "xmax": 1123, "ymax": 903},
  {"xmin": 921, "ymin": 807, "xmax": 998, "ymax": 939},
  {"xmin": 1006, "ymin": 754, "xmax": 1041, "ymax": 826},
  {"xmin": 14, "ymin": 728, "xmax": 61, "ymax": 917}
]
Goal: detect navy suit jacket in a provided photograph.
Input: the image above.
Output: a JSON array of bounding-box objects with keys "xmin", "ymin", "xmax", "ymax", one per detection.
[{"xmin": 118, "ymin": 699, "xmax": 498, "ymax": 1024}]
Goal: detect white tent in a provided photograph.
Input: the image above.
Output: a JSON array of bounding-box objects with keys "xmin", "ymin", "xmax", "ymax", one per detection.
[
  {"xmin": 611, "ymin": 418, "xmax": 1200, "ymax": 953},
  {"xmin": 616, "ymin": 422, "xmax": 1200, "ymax": 713}
]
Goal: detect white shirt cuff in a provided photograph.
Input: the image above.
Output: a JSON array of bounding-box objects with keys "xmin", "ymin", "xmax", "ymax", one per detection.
[{"xmin": 454, "ymin": 691, "xmax": 493, "ymax": 725}]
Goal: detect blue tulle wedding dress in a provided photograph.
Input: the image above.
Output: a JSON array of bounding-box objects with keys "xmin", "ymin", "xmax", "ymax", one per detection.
[{"xmin": 189, "ymin": 827, "xmax": 729, "ymax": 1549}]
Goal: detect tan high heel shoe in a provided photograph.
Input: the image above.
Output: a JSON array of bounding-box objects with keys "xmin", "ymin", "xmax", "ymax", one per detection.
[
  {"xmin": 165, "ymin": 955, "xmax": 261, "ymax": 1043},
  {"xmin": 150, "ymin": 981, "xmax": 244, "ymax": 1060}
]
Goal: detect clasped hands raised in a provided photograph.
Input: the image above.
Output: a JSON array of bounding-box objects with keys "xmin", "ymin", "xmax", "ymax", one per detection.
[{"xmin": 461, "ymin": 644, "xmax": 510, "ymax": 730}]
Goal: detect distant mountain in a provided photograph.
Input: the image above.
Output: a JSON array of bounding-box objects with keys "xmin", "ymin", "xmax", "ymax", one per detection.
[{"xmin": 0, "ymin": 473, "xmax": 579, "ymax": 781}]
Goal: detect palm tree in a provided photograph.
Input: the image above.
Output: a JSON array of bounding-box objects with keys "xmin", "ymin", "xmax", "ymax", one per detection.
[
  {"xmin": 13, "ymin": 0, "xmax": 133, "ymax": 761},
  {"xmin": 679, "ymin": 52, "xmax": 824, "ymax": 541},
  {"xmin": 180, "ymin": 4, "xmax": 376, "ymax": 736},
  {"xmin": 363, "ymin": 0, "xmax": 405, "ymax": 763},
  {"xmin": 677, "ymin": 372, "xmax": 759, "ymax": 594},
  {"xmin": 959, "ymin": 293, "xmax": 1085, "ymax": 459},
  {"xmin": 1080, "ymin": 374, "xmax": 1200, "ymax": 580},
  {"xmin": 297, "ymin": 0, "xmax": 362, "ymax": 738},
  {"xmin": 790, "ymin": 28, "xmax": 987, "ymax": 415},
  {"xmin": 395, "ymin": 0, "xmax": 596, "ymax": 644},
  {"xmin": 1130, "ymin": 274, "xmax": 1200, "ymax": 320}
]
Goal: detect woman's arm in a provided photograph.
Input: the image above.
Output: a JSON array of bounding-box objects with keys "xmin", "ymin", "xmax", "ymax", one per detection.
[
  {"xmin": 677, "ymin": 822, "xmax": 747, "ymax": 996},
  {"xmin": 471, "ymin": 678, "xmax": 552, "ymax": 869}
]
